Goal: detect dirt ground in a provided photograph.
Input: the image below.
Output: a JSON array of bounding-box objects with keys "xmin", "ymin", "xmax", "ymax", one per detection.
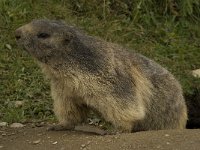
[{"xmin": 0, "ymin": 125, "xmax": 200, "ymax": 150}]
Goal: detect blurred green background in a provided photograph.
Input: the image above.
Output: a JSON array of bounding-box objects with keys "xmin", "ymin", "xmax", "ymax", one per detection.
[{"xmin": 0, "ymin": 0, "xmax": 200, "ymax": 124}]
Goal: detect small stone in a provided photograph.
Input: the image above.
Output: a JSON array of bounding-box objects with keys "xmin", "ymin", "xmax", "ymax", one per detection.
[
  {"xmin": 88, "ymin": 118, "xmax": 101, "ymax": 125},
  {"xmin": 87, "ymin": 141, "xmax": 91, "ymax": 145},
  {"xmin": 81, "ymin": 144, "xmax": 86, "ymax": 148},
  {"xmin": 164, "ymin": 134, "xmax": 170, "ymax": 137},
  {"xmin": 192, "ymin": 69, "xmax": 200, "ymax": 78},
  {"xmin": 52, "ymin": 141, "xmax": 58, "ymax": 145},
  {"xmin": 0, "ymin": 122, "xmax": 8, "ymax": 127},
  {"xmin": 14, "ymin": 101, "xmax": 24, "ymax": 108},
  {"xmin": 10, "ymin": 123, "xmax": 25, "ymax": 128},
  {"xmin": 0, "ymin": 145, "xmax": 4, "ymax": 149},
  {"xmin": 35, "ymin": 122, "xmax": 45, "ymax": 127},
  {"xmin": 5, "ymin": 44, "xmax": 12, "ymax": 50},
  {"xmin": 114, "ymin": 136, "xmax": 119, "ymax": 139},
  {"xmin": 156, "ymin": 145, "xmax": 161, "ymax": 148},
  {"xmin": 166, "ymin": 142, "xmax": 170, "ymax": 145},
  {"xmin": 2, "ymin": 133, "xmax": 6, "ymax": 136},
  {"xmin": 33, "ymin": 139, "xmax": 41, "ymax": 144}
]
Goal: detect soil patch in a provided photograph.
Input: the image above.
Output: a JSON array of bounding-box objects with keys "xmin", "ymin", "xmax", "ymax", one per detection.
[{"xmin": 0, "ymin": 126, "xmax": 200, "ymax": 150}]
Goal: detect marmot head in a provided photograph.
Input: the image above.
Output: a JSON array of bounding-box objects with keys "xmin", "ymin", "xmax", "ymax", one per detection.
[
  {"xmin": 16, "ymin": 19, "xmax": 107, "ymax": 73},
  {"xmin": 15, "ymin": 19, "xmax": 75, "ymax": 64}
]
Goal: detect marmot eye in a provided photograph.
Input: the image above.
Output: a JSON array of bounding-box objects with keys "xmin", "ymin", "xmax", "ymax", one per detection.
[{"xmin": 37, "ymin": 33, "xmax": 50, "ymax": 39}]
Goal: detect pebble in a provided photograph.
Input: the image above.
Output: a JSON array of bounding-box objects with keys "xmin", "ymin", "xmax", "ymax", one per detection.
[
  {"xmin": 192, "ymin": 69, "xmax": 200, "ymax": 78},
  {"xmin": 14, "ymin": 101, "xmax": 24, "ymax": 108},
  {"xmin": 164, "ymin": 134, "xmax": 170, "ymax": 137},
  {"xmin": 0, "ymin": 145, "xmax": 4, "ymax": 149},
  {"xmin": 0, "ymin": 122, "xmax": 8, "ymax": 127},
  {"xmin": 52, "ymin": 141, "xmax": 58, "ymax": 145},
  {"xmin": 81, "ymin": 144, "xmax": 86, "ymax": 148},
  {"xmin": 156, "ymin": 145, "xmax": 161, "ymax": 148},
  {"xmin": 87, "ymin": 141, "xmax": 91, "ymax": 144},
  {"xmin": 10, "ymin": 123, "xmax": 25, "ymax": 128},
  {"xmin": 114, "ymin": 136, "xmax": 119, "ymax": 139},
  {"xmin": 32, "ymin": 139, "xmax": 41, "ymax": 144},
  {"xmin": 5, "ymin": 44, "xmax": 12, "ymax": 50}
]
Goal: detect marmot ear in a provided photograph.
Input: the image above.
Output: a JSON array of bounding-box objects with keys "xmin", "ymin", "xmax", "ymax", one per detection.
[{"xmin": 64, "ymin": 31, "xmax": 74, "ymax": 44}]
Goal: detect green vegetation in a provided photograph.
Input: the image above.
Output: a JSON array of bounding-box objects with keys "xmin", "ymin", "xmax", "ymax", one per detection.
[{"xmin": 0, "ymin": 0, "xmax": 200, "ymax": 123}]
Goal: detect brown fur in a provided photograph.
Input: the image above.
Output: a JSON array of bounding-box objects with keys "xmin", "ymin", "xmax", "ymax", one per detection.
[{"xmin": 15, "ymin": 19, "xmax": 187, "ymax": 132}]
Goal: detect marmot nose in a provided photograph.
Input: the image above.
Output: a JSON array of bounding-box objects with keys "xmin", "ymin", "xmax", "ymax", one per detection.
[{"xmin": 15, "ymin": 28, "xmax": 22, "ymax": 40}]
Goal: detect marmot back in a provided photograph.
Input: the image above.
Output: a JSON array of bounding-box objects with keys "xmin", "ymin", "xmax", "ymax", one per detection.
[{"xmin": 15, "ymin": 19, "xmax": 187, "ymax": 132}]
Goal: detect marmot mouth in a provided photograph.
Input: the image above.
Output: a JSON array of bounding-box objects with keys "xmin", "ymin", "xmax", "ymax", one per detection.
[{"xmin": 15, "ymin": 35, "xmax": 21, "ymax": 40}]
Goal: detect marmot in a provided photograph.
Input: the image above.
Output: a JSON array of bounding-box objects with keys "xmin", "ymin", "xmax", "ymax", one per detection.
[{"xmin": 15, "ymin": 19, "xmax": 187, "ymax": 132}]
